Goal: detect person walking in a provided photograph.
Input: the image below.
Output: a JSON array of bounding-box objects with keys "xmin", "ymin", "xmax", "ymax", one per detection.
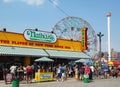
[
  {"xmin": 84, "ymin": 64, "xmax": 90, "ymax": 75},
  {"xmin": 10, "ymin": 64, "xmax": 17, "ymax": 79},
  {"xmin": 79, "ymin": 65, "xmax": 84, "ymax": 81},
  {"xmin": 26, "ymin": 64, "xmax": 32, "ymax": 84},
  {"xmin": 113, "ymin": 66, "xmax": 119, "ymax": 78},
  {"xmin": 56, "ymin": 64, "xmax": 62, "ymax": 81}
]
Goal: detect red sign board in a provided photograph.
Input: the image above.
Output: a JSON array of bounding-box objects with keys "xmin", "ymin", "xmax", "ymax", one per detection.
[{"xmin": 5, "ymin": 73, "xmax": 13, "ymax": 82}]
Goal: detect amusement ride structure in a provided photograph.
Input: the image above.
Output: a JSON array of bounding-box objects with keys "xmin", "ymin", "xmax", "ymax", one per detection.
[{"xmin": 52, "ymin": 16, "xmax": 97, "ymax": 58}]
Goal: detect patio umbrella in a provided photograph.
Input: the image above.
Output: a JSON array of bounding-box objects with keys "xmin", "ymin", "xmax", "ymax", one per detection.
[
  {"xmin": 107, "ymin": 61, "xmax": 114, "ymax": 65},
  {"xmin": 113, "ymin": 61, "xmax": 120, "ymax": 66},
  {"xmin": 84, "ymin": 59, "xmax": 94, "ymax": 66},
  {"xmin": 75, "ymin": 59, "xmax": 89, "ymax": 63},
  {"xmin": 34, "ymin": 57, "xmax": 54, "ymax": 62}
]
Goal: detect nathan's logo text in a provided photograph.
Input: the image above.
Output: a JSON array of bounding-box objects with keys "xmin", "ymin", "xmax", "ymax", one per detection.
[{"xmin": 24, "ymin": 29, "xmax": 57, "ymax": 43}]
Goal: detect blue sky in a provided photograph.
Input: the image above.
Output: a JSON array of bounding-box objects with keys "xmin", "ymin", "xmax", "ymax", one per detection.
[{"xmin": 0, "ymin": 0, "xmax": 120, "ymax": 52}]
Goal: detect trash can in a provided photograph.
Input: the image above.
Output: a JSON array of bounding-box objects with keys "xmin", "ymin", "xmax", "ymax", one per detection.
[
  {"xmin": 12, "ymin": 79, "xmax": 19, "ymax": 87},
  {"xmin": 84, "ymin": 74, "xmax": 89, "ymax": 83}
]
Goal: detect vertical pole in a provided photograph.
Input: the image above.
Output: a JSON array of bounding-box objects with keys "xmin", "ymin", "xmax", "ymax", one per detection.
[
  {"xmin": 107, "ymin": 12, "xmax": 111, "ymax": 61},
  {"xmin": 97, "ymin": 32, "xmax": 104, "ymax": 63},
  {"xmin": 99, "ymin": 34, "xmax": 101, "ymax": 58},
  {"xmin": 24, "ymin": 57, "xmax": 30, "ymax": 65}
]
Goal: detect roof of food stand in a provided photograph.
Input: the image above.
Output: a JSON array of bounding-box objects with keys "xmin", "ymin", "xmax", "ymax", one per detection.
[
  {"xmin": 44, "ymin": 49, "xmax": 91, "ymax": 59},
  {"xmin": 0, "ymin": 45, "xmax": 91, "ymax": 59},
  {"xmin": 0, "ymin": 45, "xmax": 48, "ymax": 57}
]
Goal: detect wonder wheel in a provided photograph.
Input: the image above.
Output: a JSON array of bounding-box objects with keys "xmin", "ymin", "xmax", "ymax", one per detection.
[{"xmin": 52, "ymin": 16, "xmax": 97, "ymax": 58}]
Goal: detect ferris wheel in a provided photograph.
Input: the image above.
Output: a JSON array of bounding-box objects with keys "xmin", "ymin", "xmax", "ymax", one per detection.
[{"xmin": 52, "ymin": 16, "xmax": 97, "ymax": 58}]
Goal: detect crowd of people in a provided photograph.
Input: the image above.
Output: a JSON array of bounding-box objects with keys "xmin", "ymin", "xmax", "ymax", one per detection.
[
  {"xmin": 53, "ymin": 62, "xmax": 120, "ymax": 82},
  {"xmin": 1, "ymin": 62, "xmax": 120, "ymax": 84},
  {"xmin": 2, "ymin": 64, "xmax": 33, "ymax": 84}
]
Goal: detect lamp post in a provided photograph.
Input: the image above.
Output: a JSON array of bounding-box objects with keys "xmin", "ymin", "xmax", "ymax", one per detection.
[{"xmin": 97, "ymin": 32, "xmax": 104, "ymax": 63}]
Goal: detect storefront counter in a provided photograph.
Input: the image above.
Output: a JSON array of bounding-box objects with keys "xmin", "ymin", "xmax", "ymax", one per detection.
[{"xmin": 35, "ymin": 69, "xmax": 54, "ymax": 82}]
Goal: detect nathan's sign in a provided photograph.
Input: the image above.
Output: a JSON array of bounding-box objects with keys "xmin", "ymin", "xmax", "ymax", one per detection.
[
  {"xmin": 81, "ymin": 27, "xmax": 88, "ymax": 50},
  {"xmin": 24, "ymin": 29, "xmax": 57, "ymax": 43},
  {"xmin": 0, "ymin": 30, "xmax": 85, "ymax": 51}
]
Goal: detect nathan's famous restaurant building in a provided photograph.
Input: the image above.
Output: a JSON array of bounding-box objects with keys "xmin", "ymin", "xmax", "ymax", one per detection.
[{"xmin": 0, "ymin": 28, "xmax": 90, "ymax": 67}]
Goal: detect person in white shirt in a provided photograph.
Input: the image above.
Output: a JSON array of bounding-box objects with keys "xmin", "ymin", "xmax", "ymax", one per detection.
[
  {"xmin": 90, "ymin": 65, "xmax": 94, "ymax": 79},
  {"xmin": 10, "ymin": 64, "xmax": 17, "ymax": 78}
]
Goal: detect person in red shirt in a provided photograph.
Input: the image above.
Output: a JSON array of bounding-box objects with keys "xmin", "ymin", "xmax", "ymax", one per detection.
[
  {"xmin": 84, "ymin": 65, "xmax": 90, "ymax": 75},
  {"xmin": 26, "ymin": 64, "xmax": 32, "ymax": 84}
]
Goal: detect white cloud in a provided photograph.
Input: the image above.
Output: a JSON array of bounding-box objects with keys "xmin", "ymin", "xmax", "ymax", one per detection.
[
  {"xmin": 3, "ymin": 0, "xmax": 13, "ymax": 3},
  {"xmin": 3, "ymin": 0, "xmax": 45, "ymax": 6},
  {"xmin": 21, "ymin": 0, "xmax": 45, "ymax": 6}
]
